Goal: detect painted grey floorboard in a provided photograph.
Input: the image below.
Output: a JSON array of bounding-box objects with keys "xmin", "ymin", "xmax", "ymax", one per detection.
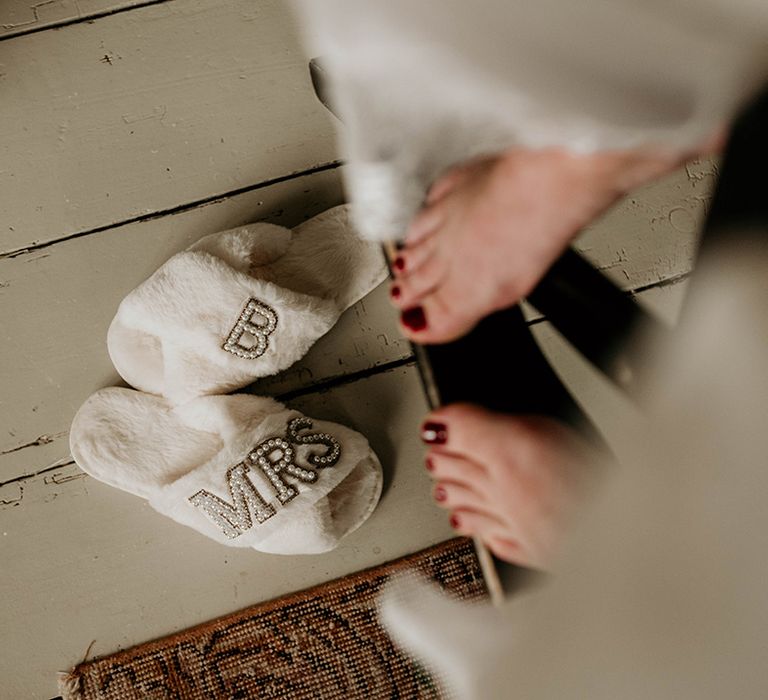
[{"xmin": 0, "ymin": 0, "xmax": 336, "ymax": 253}]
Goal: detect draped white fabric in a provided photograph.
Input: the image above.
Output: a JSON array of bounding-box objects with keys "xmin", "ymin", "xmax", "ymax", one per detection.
[{"xmin": 293, "ymin": 0, "xmax": 768, "ymax": 239}]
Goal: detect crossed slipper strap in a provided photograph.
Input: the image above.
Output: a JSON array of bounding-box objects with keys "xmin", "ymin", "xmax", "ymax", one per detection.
[
  {"xmin": 70, "ymin": 389, "xmax": 383, "ymax": 555},
  {"xmin": 107, "ymin": 205, "xmax": 387, "ymax": 403},
  {"xmin": 156, "ymin": 410, "xmax": 375, "ymax": 549}
]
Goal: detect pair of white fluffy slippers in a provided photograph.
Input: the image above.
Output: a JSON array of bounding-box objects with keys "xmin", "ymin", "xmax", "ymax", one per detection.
[{"xmin": 71, "ymin": 206, "xmax": 388, "ymax": 555}]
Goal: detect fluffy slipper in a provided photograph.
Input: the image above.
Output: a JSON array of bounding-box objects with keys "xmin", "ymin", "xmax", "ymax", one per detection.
[
  {"xmin": 107, "ymin": 205, "xmax": 387, "ymax": 403},
  {"xmin": 70, "ymin": 388, "xmax": 383, "ymax": 554}
]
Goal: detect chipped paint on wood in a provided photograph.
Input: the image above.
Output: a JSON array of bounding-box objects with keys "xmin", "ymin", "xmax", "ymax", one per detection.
[
  {"xmin": 0, "ymin": 1, "xmax": 157, "ymax": 39},
  {"xmin": 575, "ymin": 161, "xmax": 715, "ymax": 291},
  {"xmin": 0, "ymin": 482, "xmax": 23, "ymax": 507}
]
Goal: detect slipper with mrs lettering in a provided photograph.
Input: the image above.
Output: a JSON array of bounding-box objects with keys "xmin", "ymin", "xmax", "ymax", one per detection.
[{"xmin": 70, "ymin": 387, "xmax": 383, "ymax": 554}]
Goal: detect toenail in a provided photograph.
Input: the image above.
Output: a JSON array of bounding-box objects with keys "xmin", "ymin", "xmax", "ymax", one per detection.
[
  {"xmin": 402, "ymin": 306, "xmax": 427, "ymax": 331},
  {"xmin": 425, "ymin": 457, "xmax": 435, "ymax": 472},
  {"xmin": 434, "ymin": 485, "xmax": 446, "ymax": 502},
  {"xmin": 421, "ymin": 421, "xmax": 447, "ymax": 444},
  {"xmin": 390, "ymin": 284, "xmax": 401, "ymax": 299},
  {"xmin": 393, "ymin": 256, "xmax": 405, "ymax": 271},
  {"xmin": 450, "ymin": 514, "xmax": 460, "ymax": 529}
]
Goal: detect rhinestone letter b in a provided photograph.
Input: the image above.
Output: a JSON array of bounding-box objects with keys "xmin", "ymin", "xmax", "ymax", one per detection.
[{"xmin": 223, "ymin": 298, "xmax": 278, "ymax": 360}]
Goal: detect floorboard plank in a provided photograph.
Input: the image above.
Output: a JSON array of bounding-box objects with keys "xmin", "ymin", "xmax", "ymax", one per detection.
[
  {"xmin": 0, "ymin": 1, "xmax": 161, "ymax": 39},
  {"xmin": 574, "ymin": 158, "xmax": 716, "ymax": 290},
  {"xmin": 0, "ymin": 0, "xmax": 336, "ymax": 253}
]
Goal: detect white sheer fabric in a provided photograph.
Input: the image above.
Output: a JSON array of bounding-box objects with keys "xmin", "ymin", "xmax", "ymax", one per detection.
[{"xmin": 293, "ymin": 0, "xmax": 768, "ymax": 239}]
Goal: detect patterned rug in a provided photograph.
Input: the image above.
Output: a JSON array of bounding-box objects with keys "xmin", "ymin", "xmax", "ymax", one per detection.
[{"xmin": 59, "ymin": 538, "xmax": 487, "ymax": 699}]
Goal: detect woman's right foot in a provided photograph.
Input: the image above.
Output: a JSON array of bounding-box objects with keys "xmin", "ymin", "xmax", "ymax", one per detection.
[{"xmin": 421, "ymin": 403, "xmax": 596, "ymax": 568}]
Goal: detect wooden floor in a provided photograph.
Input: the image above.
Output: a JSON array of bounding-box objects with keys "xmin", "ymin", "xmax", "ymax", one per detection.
[{"xmin": 0, "ymin": 2, "xmax": 716, "ymax": 697}]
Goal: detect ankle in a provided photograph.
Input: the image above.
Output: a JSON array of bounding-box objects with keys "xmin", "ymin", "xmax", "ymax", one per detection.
[{"xmin": 587, "ymin": 148, "xmax": 683, "ymax": 194}]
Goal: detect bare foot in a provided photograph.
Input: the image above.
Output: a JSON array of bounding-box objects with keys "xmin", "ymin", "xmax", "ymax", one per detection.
[
  {"xmin": 421, "ymin": 403, "xmax": 596, "ymax": 568},
  {"xmin": 390, "ymin": 146, "xmax": 690, "ymax": 343}
]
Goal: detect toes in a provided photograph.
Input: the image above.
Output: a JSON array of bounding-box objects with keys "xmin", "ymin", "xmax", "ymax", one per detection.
[
  {"xmin": 448, "ymin": 508, "xmax": 508, "ymax": 541},
  {"xmin": 421, "ymin": 403, "xmax": 508, "ymax": 460},
  {"xmin": 432, "ymin": 480, "xmax": 486, "ymax": 513},
  {"xmin": 426, "ymin": 451, "xmax": 486, "ymax": 488},
  {"xmin": 391, "ymin": 235, "xmax": 438, "ymax": 279},
  {"xmin": 425, "ymin": 168, "xmax": 469, "ymax": 205},
  {"xmin": 398, "ymin": 290, "xmax": 478, "ymax": 343},
  {"xmin": 425, "ymin": 157, "xmax": 493, "ymax": 205},
  {"xmin": 417, "ymin": 290, "xmax": 479, "ymax": 342},
  {"xmin": 391, "ymin": 253, "xmax": 447, "ymax": 309},
  {"xmin": 399, "ymin": 272, "xmax": 490, "ymax": 343},
  {"xmin": 406, "ymin": 205, "xmax": 444, "ymax": 246}
]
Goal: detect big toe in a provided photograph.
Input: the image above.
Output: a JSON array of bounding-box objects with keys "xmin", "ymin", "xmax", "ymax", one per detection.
[
  {"xmin": 421, "ymin": 403, "xmax": 511, "ymax": 465},
  {"xmin": 399, "ymin": 289, "xmax": 480, "ymax": 343},
  {"xmin": 399, "ymin": 260, "xmax": 503, "ymax": 343}
]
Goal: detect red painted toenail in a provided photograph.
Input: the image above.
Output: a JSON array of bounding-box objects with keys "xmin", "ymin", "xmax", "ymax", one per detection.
[
  {"xmin": 434, "ymin": 485, "xmax": 447, "ymax": 502},
  {"xmin": 390, "ymin": 284, "xmax": 401, "ymax": 299},
  {"xmin": 450, "ymin": 514, "xmax": 460, "ymax": 529},
  {"xmin": 425, "ymin": 457, "xmax": 435, "ymax": 472},
  {"xmin": 402, "ymin": 306, "xmax": 427, "ymax": 331},
  {"xmin": 393, "ymin": 256, "xmax": 405, "ymax": 271},
  {"xmin": 421, "ymin": 421, "xmax": 447, "ymax": 445}
]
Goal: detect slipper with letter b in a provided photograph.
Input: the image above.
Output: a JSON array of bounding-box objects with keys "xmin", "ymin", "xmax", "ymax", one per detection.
[
  {"xmin": 69, "ymin": 388, "xmax": 383, "ymax": 554},
  {"xmin": 107, "ymin": 205, "xmax": 387, "ymax": 404}
]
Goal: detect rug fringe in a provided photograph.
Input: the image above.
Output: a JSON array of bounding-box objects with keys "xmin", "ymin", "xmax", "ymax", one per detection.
[{"xmin": 57, "ymin": 670, "xmax": 83, "ymax": 700}]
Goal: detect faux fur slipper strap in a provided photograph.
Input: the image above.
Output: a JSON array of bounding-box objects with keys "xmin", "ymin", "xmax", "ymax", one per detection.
[
  {"xmin": 70, "ymin": 388, "xmax": 383, "ymax": 555},
  {"xmin": 107, "ymin": 205, "xmax": 387, "ymax": 403}
]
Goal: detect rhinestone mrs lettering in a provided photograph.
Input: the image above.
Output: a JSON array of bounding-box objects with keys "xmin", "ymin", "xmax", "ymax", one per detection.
[
  {"xmin": 222, "ymin": 297, "xmax": 278, "ymax": 360},
  {"xmin": 189, "ymin": 418, "xmax": 343, "ymax": 538},
  {"xmin": 188, "ymin": 463, "xmax": 276, "ymax": 539}
]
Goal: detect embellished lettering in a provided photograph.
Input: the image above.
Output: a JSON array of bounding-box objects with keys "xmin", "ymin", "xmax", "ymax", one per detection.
[
  {"xmin": 286, "ymin": 417, "xmax": 341, "ymax": 468},
  {"xmin": 188, "ymin": 419, "xmax": 344, "ymax": 538},
  {"xmin": 223, "ymin": 298, "xmax": 278, "ymax": 360},
  {"xmin": 188, "ymin": 463, "xmax": 276, "ymax": 538},
  {"xmin": 249, "ymin": 437, "xmax": 318, "ymax": 505}
]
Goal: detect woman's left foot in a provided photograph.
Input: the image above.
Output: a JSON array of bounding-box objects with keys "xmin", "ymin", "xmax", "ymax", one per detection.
[{"xmin": 391, "ymin": 146, "xmax": 695, "ymax": 343}]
